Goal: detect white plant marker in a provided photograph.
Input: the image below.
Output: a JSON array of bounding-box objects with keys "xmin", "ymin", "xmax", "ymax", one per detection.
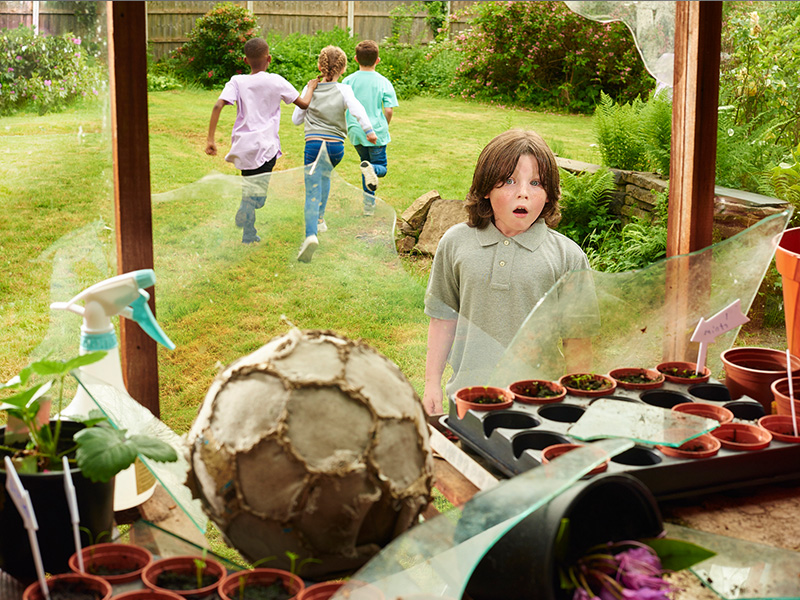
[
  {"xmin": 3, "ymin": 456, "xmax": 51, "ymax": 600},
  {"xmin": 691, "ymin": 299, "xmax": 750, "ymax": 375},
  {"xmin": 62, "ymin": 456, "xmax": 85, "ymax": 573},
  {"xmin": 786, "ymin": 349, "xmax": 799, "ymax": 437}
]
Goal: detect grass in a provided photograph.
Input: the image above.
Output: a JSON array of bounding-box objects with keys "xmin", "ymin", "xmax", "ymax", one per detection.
[{"xmin": 0, "ymin": 90, "xmax": 602, "ymax": 426}]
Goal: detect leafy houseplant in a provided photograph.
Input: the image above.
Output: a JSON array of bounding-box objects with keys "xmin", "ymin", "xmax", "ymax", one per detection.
[
  {"xmin": 0, "ymin": 352, "xmax": 178, "ymax": 481},
  {"xmin": 0, "ymin": 352, "xmax": 178, "ymax": 582}
]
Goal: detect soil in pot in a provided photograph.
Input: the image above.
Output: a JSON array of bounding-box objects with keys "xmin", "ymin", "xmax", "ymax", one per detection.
[
  {"xmin": 656, "ymin": 362, "xmax": 711, "ymax": 384},
  {"xmin": 609, "ymin": 368, "xmax": 664, "ymax": 390},
  {"xmin": 453, "ymin": 386, "xmax": 513, "ymax": 418},
  {"xmin": 155, "ymin": 571, "xmax": 220, "ymax": 592},
  {"xmin": 69, "ymin": 543, "xmax": 152, "ymax": 584},
  {"xmin": 23, "ymin": 573, "xmax": 112, "ymax": 600},
  {"xmin": 559, "ymin": 374, "xmax": 616, "ymax": 398},
  {"xmin": 219, "ymin": 568, "xmax": 305, "ymax": 600},
  {"xmin": 508, "ymin": 380, "xmax": 566, "ymax": 404},
  {"xmin": 229, "ymin": 579, "xmax": 294, "ymax": 600}
]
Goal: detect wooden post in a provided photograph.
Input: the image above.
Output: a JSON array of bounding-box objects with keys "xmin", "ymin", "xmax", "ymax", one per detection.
[
  {"xmin": 664, "ymin": 1, "xmax": 722, "ymax": 360},
  {"xmin": 108, "ymin": 1, "xmax": 161, "ymax": 417}
]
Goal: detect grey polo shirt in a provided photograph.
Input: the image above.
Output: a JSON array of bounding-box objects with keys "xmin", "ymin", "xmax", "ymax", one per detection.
[{"xmin": 424, "ymin": 219, "xmax": 591, "ymax": 395}]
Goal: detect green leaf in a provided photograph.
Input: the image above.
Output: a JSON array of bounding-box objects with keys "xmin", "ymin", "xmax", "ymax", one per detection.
[
  {"xmin": 0, "ymin": 382, "xmax": 49, "ymax": 410},
  {"xmin": 126, "ymin": 435, "xmax": 178, "ymax": 463},
  {"xmin": 74, "ymin": 426, "xmax": 138, "ymax": 483},
  {"xmin": 642, "ymin": 538, "xmax": 716, "ymax": 572}
]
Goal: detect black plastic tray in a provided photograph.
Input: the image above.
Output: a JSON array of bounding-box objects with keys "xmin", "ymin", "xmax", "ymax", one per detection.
[{"xmin": 442, "ymin": 379, "xmax": 800, "ymax": 500}]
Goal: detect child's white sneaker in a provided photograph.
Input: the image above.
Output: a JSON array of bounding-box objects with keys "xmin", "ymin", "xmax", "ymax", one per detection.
[
  {"xmin": 317, "ymin": 218, "xmax": 327, "ymax": 233},
  {"xmin": 297, "ymin": 235, "xmax": 319, "ymax": 263},
  {"xmin": 360, "ymin": 161, "xmax": 378, "ymax": 192}
]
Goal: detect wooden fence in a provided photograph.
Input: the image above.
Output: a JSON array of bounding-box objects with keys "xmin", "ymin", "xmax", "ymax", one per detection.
[{"xmin": 0, "ymin": 1, "xmax": 476, "ymax": 61}]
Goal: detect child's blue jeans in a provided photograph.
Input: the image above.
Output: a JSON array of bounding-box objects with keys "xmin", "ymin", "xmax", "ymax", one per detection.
[
  {"xmin": 354, "ymin": 144, "xmax": 387, "ymax": 212},
  {"xmin": 240, "ymin": 156, "xmax": 276, "ymax": 243},
  {"xmin": 304, "ymin": 140, "xmax": 344, "ymax": 237}
]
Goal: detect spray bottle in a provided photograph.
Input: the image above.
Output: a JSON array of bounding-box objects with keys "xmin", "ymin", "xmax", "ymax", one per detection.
[{"xmin": 51, "ymin": 269, "xmax": 175, "ymax": 511}]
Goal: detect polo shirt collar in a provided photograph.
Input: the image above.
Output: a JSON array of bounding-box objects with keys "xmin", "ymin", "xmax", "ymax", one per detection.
[{"xmin": 475, "ymin": 219, "xmax": 547, "ymax": 252}]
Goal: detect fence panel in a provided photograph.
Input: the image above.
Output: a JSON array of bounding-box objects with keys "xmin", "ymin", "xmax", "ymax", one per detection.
[{"xmin": 0, "ymin": 1, "xmax": 478, "ymax": 61}]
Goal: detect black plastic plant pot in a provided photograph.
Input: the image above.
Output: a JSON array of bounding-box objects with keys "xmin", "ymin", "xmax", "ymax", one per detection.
[
  {"xmin": 462, "ymin": 473, "xmax": 663, "ymax": 600},
  {"xmin": 0, "ymin": 421, "xmax": 115, "ymax": 584}
]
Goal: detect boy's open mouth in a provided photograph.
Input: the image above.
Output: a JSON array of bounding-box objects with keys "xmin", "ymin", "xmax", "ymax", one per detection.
[{"xmin": 513, "ymin": 207, "xmax": 528, "ymax": 214}]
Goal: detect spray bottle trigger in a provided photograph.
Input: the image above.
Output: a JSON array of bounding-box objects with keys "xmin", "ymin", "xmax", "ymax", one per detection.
[{"xmin": 130, "ymin": 293, "xmax": 176, "ymax": 350}]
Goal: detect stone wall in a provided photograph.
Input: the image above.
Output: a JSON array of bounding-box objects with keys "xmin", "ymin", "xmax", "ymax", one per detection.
[{"xmin": 396, "ymin": 159, "xmax": 788, "ymax": 257}]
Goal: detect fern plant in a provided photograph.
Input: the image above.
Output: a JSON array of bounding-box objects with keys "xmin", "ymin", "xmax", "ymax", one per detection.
[
  {"xmin": 593, "ymin": 92, "xmax": 649, "ymax": 171},
  {"xmin": 640, "ymin": 91, "xmax": 673, "ymax": 177},
  {"xmin": 557, "ymin": 166, "xmax": 619, "ymax": 247}
]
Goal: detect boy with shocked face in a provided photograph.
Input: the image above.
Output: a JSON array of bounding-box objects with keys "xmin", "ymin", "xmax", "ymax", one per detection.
[{"xmin": 423, "ymin": 129, "xmax": 592, "ymax": 415}]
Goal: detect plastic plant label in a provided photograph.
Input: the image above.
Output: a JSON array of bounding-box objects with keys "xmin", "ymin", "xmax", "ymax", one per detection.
[
  {"xmin": 691, "ymin": 299, "xmax": 750, "ymax": 374},
  {"xmin": 567, "ymin": 399, "xmax": 719, "ymax": 447}
]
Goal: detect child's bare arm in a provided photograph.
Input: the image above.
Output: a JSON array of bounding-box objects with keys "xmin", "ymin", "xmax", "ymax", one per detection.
[
  {"xmin": 206, "ymin": 100, "xmax": 226, "ymax": 156},
  {"xmin": 423, "ymin": 317, "xmax": 457, "ymax": 415},
  {"xmin": 293, "ymin": 78, "xmax": 318, "ymax": 110},
  {"xmin": 383, "ymin": 106, "xmax": 393, "ymax": 124}
]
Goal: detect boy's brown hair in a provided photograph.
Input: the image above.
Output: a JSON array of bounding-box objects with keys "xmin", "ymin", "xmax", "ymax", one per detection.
[
  {"xmin": 355, "ymin": 40, "xmax": 379, "ymax": 67},
  {"xmin": 466, "ymin": 129, "xmax": 562, "ymax": 229},
  {"xmin": 244, "ymin": 37, "xmax": 269, "ymax": 59}
]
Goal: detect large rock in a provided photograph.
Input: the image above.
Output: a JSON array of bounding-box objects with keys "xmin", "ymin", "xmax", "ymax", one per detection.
[
  {"xmin": 415, "ymin": 199, "xmax": 469, "ymax": 256},
  {"xmin": 401, "ymin": 190, "xmax": 440, "ymax": 231}
]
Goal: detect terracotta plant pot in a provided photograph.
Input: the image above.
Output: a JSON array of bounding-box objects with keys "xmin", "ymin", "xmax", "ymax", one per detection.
[
  {"xmin": 218, "ymin": 568, "xmax": 305, "ymax": 600},
  {"xmin": 758, "ymin": 415, "xmax": 800, "ymax": 443},
  {"xmin": 657, "ymin": 433, "xmax": 721, "ymax": 459},
  {"xmin": 775, "ymin": 227, "xmax": 800, "ymax": 358},
  {"xmin": 297, "ymin": 580, "xmax": 383, "ymax": 600},
  {"xmin": 69, "ymin": 543, "xmax": 152, "ymax": 585},
  {"xmin": 540, "ymin": 443, "xmax": 609, "ymax": 476},
  {"xmin": 608, "ymin": 368, "xmax": 665, "ymax": 391},
  {"xmin": 508, "ymin": 379, "xmax": 566, "ymax": 404},
  {"xmin": 142, "ymin": 555, "xmax": 226, "ymax": 600},
  {"xmin": 558, "ymin": 373, "xmax": 616, "ymax": 398},
  {"xmin": 720, "ymin": 346, "xmax": 800, "ymax": 413},
  {"xmin": 655, "ymin": 361, "xmax": 711, "ymax": 384},
  {"xmin": 112, "ymin": 590, "xmax": 184, "ymax": 600},
  {"xmin": 453, "ymin": 386, "xmax": 513, "ymax": 419},
  {"xmin": 769, "ymin": 377, "xmax": 800, "ymax": 417},
  {"xmin": 23, "ymin": 572, "xmax": 112, "ymax": 600},
  {"xmin": 711, "ymin": 422, "xmax": 772, "ymax": 451},
  {"xmin": 671, "ymin": 402, "xmax": 734, "ymax": 425}
]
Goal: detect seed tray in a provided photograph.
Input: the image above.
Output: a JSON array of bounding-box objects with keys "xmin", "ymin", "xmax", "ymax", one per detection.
[{"xmin": 442, "ymin": 379, "xmax": 800, "ymax": 500}]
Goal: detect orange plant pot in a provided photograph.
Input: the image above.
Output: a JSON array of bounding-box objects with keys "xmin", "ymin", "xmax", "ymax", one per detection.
[
  {"xmin": 770, "ymin": 377, "xmax": 800, "ymax": 417},
  {"xmin": 23, "ymin": 573, "xmax": 112, "ymax": 600},
  {"xmin": 453, "ymin": 386, "xmax": 513, "ymax": 419},
  {"xmin": 720, "ymin": 347, "xmax": 800, "ymax": 412},
  {"xmin": 711, "ymin": 422, "xmax": 772, "ymax": 451},
  {"xmin": 218, "ymin": 568, "xmax": 304, "ymax": 600},
  {"xmin": 508, "ymin": 379, "xmax": 566, "ymax": 404},
  {"xmin": 656, "ymin": 362, "xmax": 711, "ymax": 384},
  {"xmin": 69, "ymin": 543, "xmax": 152, "ymax": 585},
  {"xmin": 672, "ymin": 402, "xmax": 734, "ymax": 425},
  {"xmin": 775, "ymin": 227, "xmax": 800, "ymax": 359},
  {"xmin": 141, "ymin": 556, "xmax": 226, "ymax": 600},
  {"xmin": 657, "ymin": 434, "xmax": 721, "ymax": 459},
  {"xmin": 558, "ymin": 373, "xmax": 616, "ymax": 398},
  {"xmin": 608, "ymin": 368, "xmax": 665, "ymax": 391},
  {"xmin": 540, "ymin": 443, "xmax": 609, "ymax": 476},
  {"xmin": 758, "ymin": 415, "xmax": 800, "ymax": 443}
]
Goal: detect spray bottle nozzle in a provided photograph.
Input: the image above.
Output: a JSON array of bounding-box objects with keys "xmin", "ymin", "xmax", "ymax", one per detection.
[{"xmin": 50, "ymin": 269, "xmax": 174, "ymax": 350}]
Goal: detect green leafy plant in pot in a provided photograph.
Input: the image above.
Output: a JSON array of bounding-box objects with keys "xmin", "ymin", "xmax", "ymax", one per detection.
[{"xmin": 0, "ymin": 352, "xmax": 178, "ymax": 582}]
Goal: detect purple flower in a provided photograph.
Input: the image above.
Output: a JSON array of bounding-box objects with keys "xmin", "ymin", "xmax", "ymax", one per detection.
[{"xmin": 44, "ymin": 80, "xmax": 51, "ymax": 86}]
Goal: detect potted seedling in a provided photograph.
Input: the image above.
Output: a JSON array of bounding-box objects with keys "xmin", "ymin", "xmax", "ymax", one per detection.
[
  {"xmin": 608, "ymin": 368, "xmax": 665, "ymax": 391},
  {"xmin": 68, "ymin": 526, "xmax": 153, "ymax": 587},
  {"xmin": 656, "ymin": 361, "xmax": 711, "ymax": 384},
  {"xmin": 558, "ymin": 373, "xmax": 616, "ymax": 398},
  {"xmin": 218, "ymin": 552, "xmax": 318, "ymax": 600},
  {"xmin": 0, "ymin": 352, "xmax": 179, "ymax": 583},
  {"xmin": 142, "ymin": 550, "xmax": 226, "ymax": 600},
  {"xmin": 508, "ymin": 380, "xmax": 566, "ymax": 405},
  {"xmin": 453, "ymin": 386, "xmax": 513, "ymax": 418},
  {"xmin": 22, "ymin": 571, "xmax": 113, "ymax": 600}
]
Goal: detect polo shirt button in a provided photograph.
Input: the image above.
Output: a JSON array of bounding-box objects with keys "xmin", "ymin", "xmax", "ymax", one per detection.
[
  {"xmin": 499, "ymin": 261, "xmax": 506, "ymax": 267},
  {"xmin": 503, "ymin": 240, "xmax": 510, "ymax": 245}
]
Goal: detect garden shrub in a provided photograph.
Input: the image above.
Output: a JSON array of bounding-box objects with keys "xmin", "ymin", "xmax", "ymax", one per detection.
[
  {"xmin": 593, "ymin": 93, "xmax": 649, "ymax": 171},
  {"xmin": 557, "ymin": 167, "xmax": 618, "ymax": 247},
  {"xmin": 171, "ymin": 3, "xmax": 259, "ymax": 89},
  {"xmin": 266, "ymin": 28, "xmax": 358, "ymax": 89},
  {"xmin": 449, "ymin": 1, "xmax": 652, "ymax": 113},
  {"xmin": 585, "ymin": 190, "xmax": 669, "ymax": 272},
  {"xmin": 639, "ymin": 91, "xmax": 673, "ymax": 177},
  {"xmin": 0, "ymin": 26, "xmax": 104, "ymax": 116}
]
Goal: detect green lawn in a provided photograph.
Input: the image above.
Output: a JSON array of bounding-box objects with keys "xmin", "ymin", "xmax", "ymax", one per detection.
[{"xmin": 0, "ymin": 91, "xmax": 600, "ymax": 433}]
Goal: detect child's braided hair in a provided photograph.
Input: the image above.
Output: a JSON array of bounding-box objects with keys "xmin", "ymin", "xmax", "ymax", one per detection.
[{"xmin": 318, "ymin": 46, "xmax": 348, "ymax": 82}]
